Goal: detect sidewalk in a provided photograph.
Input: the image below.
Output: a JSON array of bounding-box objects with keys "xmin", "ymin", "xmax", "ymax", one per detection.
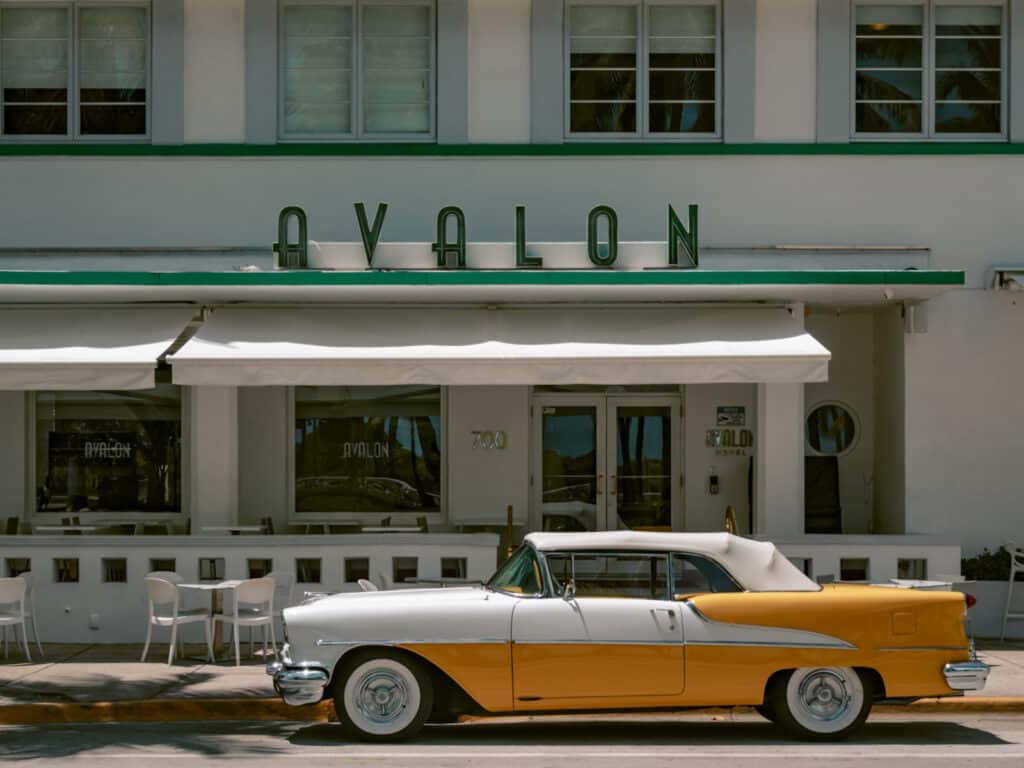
[{"xmin": 1, "ymin": 642, "xmax": 1023, "ymax": 724}]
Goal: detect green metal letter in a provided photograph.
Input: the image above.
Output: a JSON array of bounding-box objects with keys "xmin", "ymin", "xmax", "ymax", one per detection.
[
  {"xmin": 515, "ymin": 206, "xmax": 542, "ymax": 268},
  {"xmin": 355, "ymin": 202, "xmax": 388, "ymax": 266},
  {"xmin": 432, "ymin": 206, "xmax": 467, "ymax": 269},
  {"xmin": 668, "ymin": 204, "xmax": 699, "ymax": 268},
  {"xmin": 587, "ymin": 205, "xmax": 618, "ymax": 267},
  {"xmin": 273, "ymin": 206, "xmax": 308, "ymax": 269}
]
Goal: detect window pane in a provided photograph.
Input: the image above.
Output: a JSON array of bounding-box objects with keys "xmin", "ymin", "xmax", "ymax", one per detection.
[
  {"xmin": 855, "ymin": 101, "xmax": 922, "ymax": 132},
  {"xmin": 78, "ymin": 7, "xmax": 147, "ymax": 135},
  {"xmin": 283, "ymin": 5, "xmax": 353, "ymax": 134},
  {"xmin": 935, "ymin": 37, "xmax": 1000, "ymax": 68},
  {"xmin": 649, "ymin": 4, "xmax": 715, "ymax": 36},
  {"xmin": 649, "ymin": 70, "xmax": 714, "ymax": 101},
  {"xmin": 935, "ymin": 5, "xmax": 1002, "ymax": 35},
  {"xmin": 856, "ymin": 70, "xmax": 922, "ymax": 101},
  {"xmin": 569, "ymin": 553, "xmax": 668, "ymax": 600},
  {"xmin": 570, "ymin": 101, "xmax": 636, "ymax": 132},
  {"xmin": 649, "ymin": 102, "xmax": 714, "ymax": 132},
  {"xmin": 935, "ymin": 102, "xmax": 1000, "ymax": 132},
  {"xmin": 855, "ymin": 4, "xmax": 923, "ymax": 35},
  {"xmin": 672, "ymin": 554, "xmax": 741, "ymax": 594},
  {"xmin": 361, "ymin": 4, "xmax": 431, "ymax": 135},
  {"xmin": 569, "ymin": 5, "xmax": 637, "ymax": 134},
  {"xmin": 35, "ymin": 386, "xmax": 183, "ymax": 514},
  {"xmin": 935, "ymin": 70, "xmax": 999, "ymax": 101},
  {"xmin": 855, "ymin": 38, "xmax": 923, "ymax": 67},
  {"xmin": 649, "ymin": 36, "xmax": 714, "ymax": 68},
  {"xmin": 1, "ymin": 8, "xmax": 69, "ymax": 135},
  {"xmin": 294, "ymin": 386, "xmax": 442, "ymax": 514}
]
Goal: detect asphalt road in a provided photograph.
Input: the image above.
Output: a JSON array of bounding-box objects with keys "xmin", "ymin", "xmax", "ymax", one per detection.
[{"xmin": 3, "ymin": 712, "xmax": 1024, "ymax": 766}]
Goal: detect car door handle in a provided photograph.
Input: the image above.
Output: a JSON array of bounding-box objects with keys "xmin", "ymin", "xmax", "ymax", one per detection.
[{"xmin": 651, "ymin": 608, "xmax": 677, "ymax": 631}]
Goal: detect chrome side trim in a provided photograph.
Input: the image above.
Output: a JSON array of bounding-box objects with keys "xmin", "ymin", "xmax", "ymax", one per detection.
[
  {"xmin": 879, "ymin": 646, "xmax": 969, "ymax": 652},
  {"xmin": 316, "ymin": 638, "xmax": 508, "ymax": 647},
  {"xmin": 686, "ymin": 640, "xmax": 855, "ymax": 650},
  {"xmin": 512, "ymin": 639, "xmax": 680, "ymax": 646}
]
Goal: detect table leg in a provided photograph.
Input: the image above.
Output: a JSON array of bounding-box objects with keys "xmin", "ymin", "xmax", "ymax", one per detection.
[{"xmin": 212, "ymin": 590, "xmax": 224, "ymax": 656}]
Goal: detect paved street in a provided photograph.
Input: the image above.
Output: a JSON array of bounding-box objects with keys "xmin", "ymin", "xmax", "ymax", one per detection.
[{"xmin": 3, "ymin": 712, "xmax": 1024, "ymax": 766}]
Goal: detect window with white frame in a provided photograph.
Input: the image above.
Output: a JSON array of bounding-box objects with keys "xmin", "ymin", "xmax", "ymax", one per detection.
[
  {"xmin": 280, "ymin": 0, "xmax": 435, "ymax": 139},
  {"xmin": 566, "ymin": 0, "xmax": 720, "ymax": 138},
  {"xmin": 0, "ymin": 2, "xmax": 149, "ymax": 139},
  {"xmin": 853, "ymin": 1, "xmax": 1006, "ymax": 137}
]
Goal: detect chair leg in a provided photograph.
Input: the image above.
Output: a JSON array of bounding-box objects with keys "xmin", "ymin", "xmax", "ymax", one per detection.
[
  {"xmin": 205, "ymin": 620, "xmax": 214, "ymax": 663},
  {"xmin": 249, "ymin": 626, "xmax": 254, "ymax": 659},
  {"xmin": 167, "ymin": 624, "xmax": 178, "ymax": 666},
  {"xmin": 233, "ymin": 623, "xmax": 241, "ymax": 667},
  {"xmin": 4, "ymin": 626, "xmax": 8, "ymax": 660},
  {"xmin": 141, "ymin": 621, "xmax": 153, "ymax": 662},
  {"xmin": 1003, "ymin": 570, "xmax": 1016, "ymax": 642},
  {"xmin": 30, "ymin": 613, "xmax": 43, "ymax": 657},
  {"xmin": 19, "ymin": 623, "xmax": 31, "ymax": 663},
  {"xmin": 269, "ymin": 619, "xmax": 277, "ymax": 655}
]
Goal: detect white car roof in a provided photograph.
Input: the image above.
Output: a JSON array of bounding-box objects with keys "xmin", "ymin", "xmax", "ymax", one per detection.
[{"xmin": 524, "ymin": 531, "xmax": 819, "ymax": 592}]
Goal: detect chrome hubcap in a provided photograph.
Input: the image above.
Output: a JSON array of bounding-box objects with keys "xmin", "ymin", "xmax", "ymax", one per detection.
[
  {"xmin": 796, "ymin": 670, "xmax": 851, "ymax": 722},
  {"xmin": 352, "ymin": 669, "xmax": 409, "ymax": 725}
]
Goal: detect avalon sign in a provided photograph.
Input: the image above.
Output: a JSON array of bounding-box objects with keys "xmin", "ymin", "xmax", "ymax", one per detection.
[{"xmin": 274, "ymin": 203, "xmax": 699, "ymax": 270}]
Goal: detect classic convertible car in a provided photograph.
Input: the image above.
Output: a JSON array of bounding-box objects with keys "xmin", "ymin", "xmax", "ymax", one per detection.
[{"xmin": 267, "ymin": 532, "xmax": 988, "ymax": 741}]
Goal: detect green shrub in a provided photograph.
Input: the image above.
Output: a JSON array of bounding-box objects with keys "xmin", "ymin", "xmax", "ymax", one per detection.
[{"xmin": 962, "ymin": 547, "xmax": 1014, "ymax": 581}]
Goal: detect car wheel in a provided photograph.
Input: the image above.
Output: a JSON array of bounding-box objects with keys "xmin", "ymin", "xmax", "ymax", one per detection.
[
  {"xmin": 769, "ymin": 667, "xmax": 872, "ymax": 741},
  {"xmin": 333, "ymin": 651, "xmax": 434, "ymax": 742}
]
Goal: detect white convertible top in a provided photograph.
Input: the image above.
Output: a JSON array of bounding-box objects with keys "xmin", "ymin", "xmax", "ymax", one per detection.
[{"xmin": 525, "ymin": 531, "xmax": 819, "ymax": 592}]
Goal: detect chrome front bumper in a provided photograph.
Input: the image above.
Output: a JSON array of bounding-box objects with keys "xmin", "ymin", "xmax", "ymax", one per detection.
[
  {"xmin": 944, "ymin": 660, "xmax": 991, "ymax": 691},
  {"xmin": 266, "ymin": 658, "xmax": 329, "ymax": 707}
]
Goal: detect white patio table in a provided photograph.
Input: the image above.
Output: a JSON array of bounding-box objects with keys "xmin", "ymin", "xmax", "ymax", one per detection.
[{"xmin": 177, "ymin": 579, "xmax": 243, "ymax": 662}]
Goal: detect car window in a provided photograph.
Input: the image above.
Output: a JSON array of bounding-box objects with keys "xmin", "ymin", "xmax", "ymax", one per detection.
[
  {"xmin": 487, "ymin": 545, "xmax": 543, "ymax": 595},
  {"xmin": 545, "ymin": 552, "xmax": 669, "ymax": 600},
  {"xmin": 672, "ymin": 553, "xmax": 742, "ymax": 595}
]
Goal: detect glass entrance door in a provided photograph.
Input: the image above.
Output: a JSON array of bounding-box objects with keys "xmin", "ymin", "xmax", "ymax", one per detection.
[{"xmin": 532, "ymin": 395, "xmax": 681, "ymax": 532}]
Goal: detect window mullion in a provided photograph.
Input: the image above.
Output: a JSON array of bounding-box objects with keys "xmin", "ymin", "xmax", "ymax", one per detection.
[
  {"xmin": 639, "ymin": 0, "xmax": 647, "ymax": 137},
  {"xmin": 355, "ymin": 0, "xmax": 362, "ymax": 139},
  {"xmin": 71, "ymin": 2, "xmax": 78, "ymax": 140}
]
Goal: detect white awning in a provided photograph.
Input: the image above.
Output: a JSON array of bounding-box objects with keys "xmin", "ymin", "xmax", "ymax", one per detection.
[
  {"xmin": 0, "ymin": 308, "xmax": 194, "ymax": 390},
  {"xmin": 169, "ymin": 307, "xmax": 830, "ymax": 386}
]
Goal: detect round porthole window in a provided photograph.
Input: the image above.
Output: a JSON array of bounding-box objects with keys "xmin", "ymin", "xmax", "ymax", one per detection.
[{"xmin": 806, "ymin": 402, "xmax": 858, "ymax": 456}]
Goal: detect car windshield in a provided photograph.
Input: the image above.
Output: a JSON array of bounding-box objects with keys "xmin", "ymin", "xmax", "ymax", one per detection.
[{"xmin": 486, "ymin": 545, "xmax": 543, "ymax": 595}]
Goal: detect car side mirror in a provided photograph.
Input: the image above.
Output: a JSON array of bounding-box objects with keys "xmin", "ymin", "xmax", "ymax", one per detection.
[{"xmin": 561, "ymin": 580, "xmax": 576, "ymax": 601}]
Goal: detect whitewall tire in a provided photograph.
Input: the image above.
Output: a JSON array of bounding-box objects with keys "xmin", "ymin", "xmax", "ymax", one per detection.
[
  {"xmin": 770, "ymin": 667, "xmax": 872, "ymax": 741},
  {"xmin": 334, "ymin": 652, "xmax": 433, "ymax": 742}
]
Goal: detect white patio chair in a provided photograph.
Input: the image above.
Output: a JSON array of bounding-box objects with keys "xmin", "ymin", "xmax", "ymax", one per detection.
[
  {"xmin": 213, "ymin": 577, "xmax": 276, "ymax": 667},
  {"xmin": 18, "ymin": 572, "xmax": 43, "ymax": 657},
  {"xmin": 357, "ymin": 578, "xmax": 379, "ymax": 592},
  {"xmin": 0, "ymin": 576, "xmax": 31, "ymax": 661},
  {"xmin": 141, "ymin": 576, "xmax": 213, "ymax": 665},
  {"xmin": 147, "ymin": 570, "xmax": 183, "ymax": 584},
  {"xmin": 1001, "ymin": 541, "xmax": 1024, "ymax": 641}
]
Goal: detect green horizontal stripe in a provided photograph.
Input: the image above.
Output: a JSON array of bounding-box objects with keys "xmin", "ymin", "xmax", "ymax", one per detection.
[
  {"xmin": 0, "ymin": 142, "xmax": 1023, "ymax": 157},
  {"xmin": 0, "ymin": 270, "xmax": 966, "ymax": 286}
]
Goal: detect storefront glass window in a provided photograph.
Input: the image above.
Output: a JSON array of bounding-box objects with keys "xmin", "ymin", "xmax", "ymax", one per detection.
[
  {"xmin": 806, "ymin": 402, "xmax": 858, "ymax": 456},
  {"xmin": 35, "ymin": 385, "xmax": 182, "ymax": 514},
  {"xmin": 294, "ymin": 386, "xmax": 442, "ymax": 516}
]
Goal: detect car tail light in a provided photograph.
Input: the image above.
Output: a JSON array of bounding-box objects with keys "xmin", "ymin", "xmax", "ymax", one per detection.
[{"xmin": 965, "ymin": 593, "xmax": 977, "ymax": 609}]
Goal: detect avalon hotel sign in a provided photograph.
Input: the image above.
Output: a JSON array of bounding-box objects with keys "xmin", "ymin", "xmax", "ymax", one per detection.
[{"xmin": 274, "ymin": 203, "xmax": 700, "ymax": 270}]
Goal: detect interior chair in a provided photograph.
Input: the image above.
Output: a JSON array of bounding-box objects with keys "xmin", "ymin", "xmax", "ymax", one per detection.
[
  {"xmin": 18, "ymin": 572, "xmax": 43, "ymax": 657},
  {"xmin": 213, "ymin": 576, "xmax": 276, "ymax": 666},
  {"xmin": 0, "ymin": 576, "xmax": 32, "ymax": 661},
  {"xmin": 1002, "ymin": 541, "xmax": 1024, "ymax": 641},
  {"xmin": 141, "ymin": 576, "xmax": 213, "ymax": 665}
]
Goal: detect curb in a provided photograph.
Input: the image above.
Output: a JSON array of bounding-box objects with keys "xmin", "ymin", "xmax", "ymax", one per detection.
[{"xmin": 3, "ymin": 697, "xmax": 1024, "ymax": 726}]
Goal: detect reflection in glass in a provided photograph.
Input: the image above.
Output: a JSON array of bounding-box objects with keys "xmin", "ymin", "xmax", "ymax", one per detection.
[
  {"xmin": 806, "ymin": 403, "xmax": 857, "ymax": 455},
  {"xmin": 541, "ymin": 406, "xmax": 597, "ymax": 531},
  {"xmin": 615, "ymin": 407, "xmax": 671, "ymax": 530},
  {"xmin": 295, "ymin": 386, "xmax": 442, "ymax": 515},
  {"xmin": 1, "ymin": 7, "xmax": 70, "ymax": 135},
  {"xmin": 569, "ymin": 4, "xmax": 637, "ymax": 133},
  {"xmin": 854, "ymin": 4, "xmax": 923, "ymax": 134},
  {"xmin": 35, "ymin": 386, "xmax": 182, "ymax": 514},
  {"xmin": 934, "ymin": 5, "xmax": 1002, "ymax": 134}
]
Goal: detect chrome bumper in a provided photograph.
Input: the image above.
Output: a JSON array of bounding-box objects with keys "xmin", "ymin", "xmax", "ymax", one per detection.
[
  {"xmin": 266, "ymin": 660, "xmax": 329, "ymax": 706},
  {"xmin": 944, "ymin": 660, "xmax": 990, "ymax": 691}
]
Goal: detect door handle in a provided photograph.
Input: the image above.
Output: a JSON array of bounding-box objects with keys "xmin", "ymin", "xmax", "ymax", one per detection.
[
  {"xmin": 651, "ymin": 607, "xmax": 677, "ymax": 631},
  {"xmin": 610, "ymin": 475, "xmax": 618, "ymax": 495},
  {"xmin": 596, "ymin": 474, "xmax": 603, "ymax": 495}
]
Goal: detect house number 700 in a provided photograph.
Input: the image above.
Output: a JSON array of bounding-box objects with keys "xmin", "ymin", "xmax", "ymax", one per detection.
[{"xmin": 472, "ymin": 431, "xmax": 508, "ymax": 450}]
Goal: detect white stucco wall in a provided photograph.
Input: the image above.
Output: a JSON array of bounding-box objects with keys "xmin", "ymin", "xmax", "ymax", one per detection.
[
  {"xmin": 805, "ymin": 311, "xmax": 876, "ymax": 534},
  {"xmin": 905, "ymin": 289, "xmax": 1024, "ymax": 556},
  {"xmin": 684, "ymin": 384, "xmax": 756, "ymax": 534},
  {"xmin": 873, "ymin": 305, "xmax": 906, "ymax": 534},
  {"xmin": 467, "ymin": 0, "xmax": 531, "ymax": 142},
  {"xmin": 0, "ymin": 154, "xmax": 1013, "ymax": 288},
  {"xmin": 238, "ymin": 387, "xmax": 290, "ymax": 529},
  {"xmin": 754, "ymin": 0, "xmax": 816, "ymax": 141},
  {"xmin": 184, "ymin": 0, "xmax": 246, "ymax": 142}
]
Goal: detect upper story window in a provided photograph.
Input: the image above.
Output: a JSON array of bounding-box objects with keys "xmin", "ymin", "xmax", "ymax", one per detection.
[
  {"xmin": 853, "ymin": 1, "xmax": 1006, "ymax": 138},
  {"xmin": 280, "ymin": 0, "xmax": 435, "ymax": 140},
  {"xmin": 0, "ymin": 3, "xmax": 149, "ymax": 139},
  {"xmin": 566, "ymin": 0, "xmax": 720, "ymax": 139}
]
